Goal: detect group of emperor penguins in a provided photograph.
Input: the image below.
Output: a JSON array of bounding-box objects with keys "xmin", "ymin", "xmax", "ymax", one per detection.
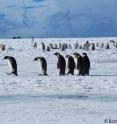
[{"xmin": 3, "ymin": 52, "xmax": 90, "ymax": 76}]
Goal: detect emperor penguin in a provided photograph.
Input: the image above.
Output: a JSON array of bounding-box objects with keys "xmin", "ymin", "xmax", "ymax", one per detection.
[
  {"xmin": 66, "ymin": 55, "xmax": 75, "ymax": 75},
  {"xmin": 82, "ymin": 53, "xmax": 90, "ymax": 75},
  {"xmin": 33, "ymin": 57, "xmax": 47, "ymax": 76},
  {"xmin": 54, "ymin": 52, "xmax": 66, "ymax": 76},
  {"xmin": 73, "ymin": 52, "xmax": 84, "ymax": 76},
  {"xmin": 3, "ymin": 56, "xmax": 18, "ymax": 76}
]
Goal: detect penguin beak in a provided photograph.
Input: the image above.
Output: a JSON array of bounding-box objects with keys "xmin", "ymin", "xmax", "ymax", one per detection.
[
  {"xmin": 2, "ymin": 57, "xmax": 5, "ymax": 60},
  {"xmin": 54, "ymin": 52, "xmax": 58, "ymax": 56}
]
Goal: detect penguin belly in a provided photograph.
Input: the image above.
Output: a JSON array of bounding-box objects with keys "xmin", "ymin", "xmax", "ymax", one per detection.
[
  {"xmin": 74, "ymin": 58, "xmax": 79, "ymax": 75},
  {"xmin": 66, "ymin": 59, "xmax": 70, "ymax": 74},
  {"xmin": 38, "ymin": 60, "xmax": 44, "ymax": 75},
  {"xmin": 7, "ymin": 60, "xmax": 13, "ymax": 73}
]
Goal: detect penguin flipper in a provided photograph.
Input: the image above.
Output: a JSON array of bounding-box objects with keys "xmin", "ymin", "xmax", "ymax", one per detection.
[{"xmin": 6, "ymin": 72, "xmax": 12, "ymax": 75}]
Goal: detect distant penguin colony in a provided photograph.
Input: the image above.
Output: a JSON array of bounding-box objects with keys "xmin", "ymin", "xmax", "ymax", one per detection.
[{"xmin": 3, "ymin": 56, "xmax": 18, "ymax": 76}]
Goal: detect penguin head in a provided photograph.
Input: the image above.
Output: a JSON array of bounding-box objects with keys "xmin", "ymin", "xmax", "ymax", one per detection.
[
  {"xmin": 33, "ymin": 57, "xmax": 40, "ymax": 61},
  {"xmin": 82, "ymin": 53, "xmax": 87, "ymax": 56},
  {"xmin": 66, "ymin": 55, "xmax": 70, "ymax": 58},
  {"xmin": 73, "ymin": 52, "xmax": 80, "ymax": 58},
  {"xmin": 91, "ymin": 43, "xmax": 95, "ymax": 46},
  {"xmin": 54, "ymin": 52, "xmax": 60, "ymax": 57},
  {"xmin": 3, "ymin": 56, "xmax": 10, "ymax": 60}
]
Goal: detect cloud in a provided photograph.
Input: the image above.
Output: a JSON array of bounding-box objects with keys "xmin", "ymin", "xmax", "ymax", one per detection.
[
  {"xmin": 0, "ymin": 0, "xmax": 117, "ymax": 38},
  {"xmin": 7, "ymin": 4, "xmax": 43, "ymax": 10},
  {"xmin": 0, "ymin": 13, "xmax": 5, "ymax": 19},
  {"xmin": 33, "ymin": 0, "xmax": 44, "ymax": 2}
]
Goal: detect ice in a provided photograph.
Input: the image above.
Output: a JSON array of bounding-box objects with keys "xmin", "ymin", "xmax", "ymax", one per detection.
[{"xmin": 0, "ymin": 38, "xmax": 117, "ymax": 124}]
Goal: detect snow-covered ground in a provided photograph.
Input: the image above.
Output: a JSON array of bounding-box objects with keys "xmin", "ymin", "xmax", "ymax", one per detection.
[{"xmin": 0, "ymin": 38, "xmax": 117, "ymax": 124}]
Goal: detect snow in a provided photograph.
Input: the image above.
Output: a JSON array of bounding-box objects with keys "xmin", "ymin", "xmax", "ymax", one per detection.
[{"xmin": 0, "ymin": 38, "xmax": 117, "ymax": 124}]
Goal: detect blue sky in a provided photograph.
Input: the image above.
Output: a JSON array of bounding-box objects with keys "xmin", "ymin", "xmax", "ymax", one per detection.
[{"xmin": 0, "ymin": 0, "xmax": 117, "ymax": 38}]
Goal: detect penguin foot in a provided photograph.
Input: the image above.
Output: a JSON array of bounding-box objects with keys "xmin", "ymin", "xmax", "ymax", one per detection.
[
  {"xmin": 66, "ymin": 73, "xmax": 74, "ymax": 75},
  {"xmin": 6, "ymin": 72, "xmax": 12, "ymax": 75},
  {"xmin": 38, "ymin": 74, "xmax": 42, "ymax": 76},
  {"xmin": 6, "ymin": 72, "xmax": 18, "ymax": 76},
  {"xmin": 38, "ymin": 74, "xmax": 48, "ymax": 76}
]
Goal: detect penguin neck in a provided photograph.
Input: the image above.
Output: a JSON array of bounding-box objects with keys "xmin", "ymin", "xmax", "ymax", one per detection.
[
  {"xmin": 37, "ymin": 59, "xmax": 42, "ymax": 65},
  {"xmin": 57, "ymin": 55, "xmax": 60, "ymax": 58}
]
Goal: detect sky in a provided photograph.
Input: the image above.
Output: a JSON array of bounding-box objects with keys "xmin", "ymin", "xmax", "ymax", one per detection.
[{"xmin": 0, "ymin": 0, "xmax": 117, "ymax": 38}]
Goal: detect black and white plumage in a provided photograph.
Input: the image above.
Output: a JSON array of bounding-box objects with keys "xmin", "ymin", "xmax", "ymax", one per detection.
[
  {"xmin": 33, "ymin": 57, "xmax": 47, "ymax": 76},
  {"xmin": 82, "ymin": 53, "xmax": 90, "ymax": 75},
  {"xmin": 3, "ymin": 56, "xmax": 18, "ymax": 76},
  {"xmin": 66, "ymin": 55, "xmax": 75, "ymax": 75},
  {"xmin": 73, "ymin": 52, "xmax": 84, "ymax": 76},
  {"xmin": 54, "ymin": 52, "xmax": 66, "ymax": 76}
]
